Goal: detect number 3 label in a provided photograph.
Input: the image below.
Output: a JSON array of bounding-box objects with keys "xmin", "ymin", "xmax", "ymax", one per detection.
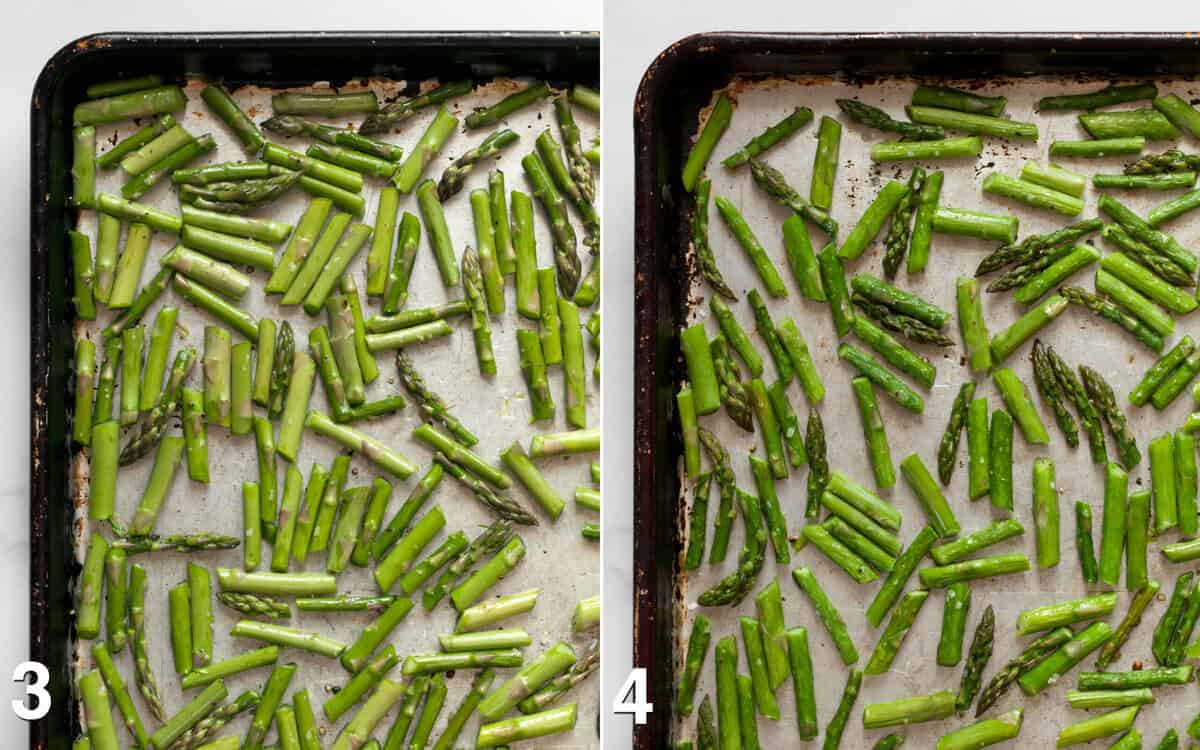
[
  {"xmin": 12, "ymin": 662, "xmax": 50, "ymax": 721},
  {"xmin": 612, "ymin": 668, "xmax": 653, "ymax": 725}
]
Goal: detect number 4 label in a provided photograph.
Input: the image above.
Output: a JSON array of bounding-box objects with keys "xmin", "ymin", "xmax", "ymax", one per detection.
[
  {"xmin": 612, "ymin": 668, "xmax": 653, "ymax": 725},
  {"xmin": 12, "ymin": 662, "xmax": 50, "ymax": 721}
]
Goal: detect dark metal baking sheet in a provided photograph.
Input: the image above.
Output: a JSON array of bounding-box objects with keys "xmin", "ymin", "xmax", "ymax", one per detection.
[
  {"xmin": 633, "ymin": 32, "xmax": 1200, "ymax": 749},
  {"xmin": 32, "ymin": 31, "xmax": 598, "ymax": 750}
]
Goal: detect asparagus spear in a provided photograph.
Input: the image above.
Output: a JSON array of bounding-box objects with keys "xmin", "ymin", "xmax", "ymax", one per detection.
[
  {"xmin": 463, "ymin": 81, "xmax": 550, "ymax": 129},
  {"xmin": 353, "ymin": 79, "xmax": 471, "ymax": 133},
  {"xmin": 867, "ymin": 525, "xmax": 938, "ymax": 627},
  {"xmin": 555, "ymin": 96, "xmax": 594, "ymax": 203},
  {"xmin": 975, "ymin": 626, "xmax": 1074, "ymax": 715},
  {"xmin": 747, "ymin": 158, "xmax": 838, "ymax": 237},
  {"xmin": 715, "ymin": 194, "xmax": 788, "ymax": 297},
  {"xmin": 1038, "ymin": 83, "xmax": 1157, "ymax": 111},
  {"xmin": 76, "ymin": 84, "xmax": 186, "ymax": 126},
  {"xmin": 851, "ymin": 378, "xmax": 895, "ymax": 488},
  {"xmin": 217, "ymin": 592, "xmax": 289, "ymax": 619},
  {"xmin": 1180, "ymin": 429, "xmax": 1200, "ymax": 538},
  {"xmin": 937, "ymin": 583, "xmax": 971, "ymax": 666},
  {"xmin": 1096, "ymin": 580, "xmax": 1161, "ymax": 670},
  {"xmin": 699, "ymin": 428, "xmax": 736, "ymax": 564},
  {"xmin": 752, "ymin": 580, "xmax": 790, "ymax": 690},
  {"xmin": 682, "ymin": 93, "xmax": 732, "ymax": 192},
  {"xmin": 837, "ymin": 98, "xmax": 945, "ymax": 140},
  {"xmin": 1154, "ymin": 571, "xmax": 1196, "ymax": 665},
  {"xmin": 873, "ymin": 136, "xmax": 982, "ymax": 161},
  {"xmin": 264, "ymin": 321, "xmax": 294, "ymax": 421},
  {"xmin": 92, "ymin": 641, "xmax": 146, "ymax": 748},
  {"xmin": 690, "ymin": 179, "xmax": 736, "ymax": 299},
  {"xmin": 864, "ymin": 690, "xmax": 957, "ymax": 728},
  {"xmin": 865, "ymin": 590, "xmax": 929, "ymax": 673},
  {"xmin": 431, "ymin": 668, "xmax": 495, "ymax": 750},
  {"xmin": 1030, "ymin": 458, "xmax": 1061, "ymax": 569},
  {"xmin": 241, "ymin": 487, "xmax": 263, "ymax": 570},
  {"xmin": 957, "ymin": 605, "xmax": 995, "ymax": 712},
  {"xmin": 805, "ymin": 409, "xmax": 828, "ymax": 520},
  {"xmin": 112, "ymin": 533, "xmax": 239, "ymax": 555},
  {"xmin": 1022, "ymin": 161, "xmax": 1086, "ymax": 197},
  {"xmin": 1019, "ymin": 622, "xmax": 1114, "ymax": 696},
  {"xmin": 1017, "ymin": 593, "xmax": 1118, "ymax": 636},
  {"xmin": 523, "ymin": 152, "xmax": 580, "ymax": 295},
  {"xmin": 732, "ymin": 675, "xmax": 758, "ymax": 750},
  {"xmin": 912, "ymin": 85, "xmax": 1006, "ymax": 115},
  {"xmin": 882, "ymin": 167, "xmax": 925, "ymax": 278},
  {"xmin": 823, "ymin": 669, "xmax": 863, "ymax": 750},
  {"xmin": 180, "ymin": 170, "xmax": 300, "ymax": 209},
  {"xmin": 169, "ymin": 691, "xmax": 259, "ymax": 750},
  {"xmin": 460, "ymin": 246, "xmax": 497, "ymax": 376},
  {"xmin": 476, "ymin": 705, "xmax": 577, "ymax": 749},
  {"xmin": 1147, "ymin": 187, "xmax": 1200, "ymax": 227},
  {"xmin": 1061, "ymin": 286, "xmax": 1164, "ymax": 352},
  {"xmin": 697, "ymin": 491, "xmax": 766, "ymax": 607},
  {"xmin": 1072, "ymin": 501, "xmax": 1100, "ymax": 585},
  {"xmin": 1043, "ymin": 350, "xmax": 1100, "ymax": 462},
  {"xmin": 985, "ymin": 172, "xmax": 1084, "ymax": 216},
  {"xmin": 792, "ymin": 567, "xmax": 858, "ymax": 665},
  {"xmin": 696, "ymin": 695, "xmax": 718, "ymax": 750},
  {"xmin": 840, "ymin": 181, "xmax": 911, "ymax": 261},
  {"xmin": 683, "ymin": 473, "xmax": 710, "ymax": 570},
  {"xmin": 1102, "ymin": 223, "xmax": 1193, "ymax": 285},
  {"xmin": 1031, "ymin": 340, "xmax": 1078, "ymax": 446},
  {"xmin": 938, "ymin": 382, "xmax": 976, "ymax": 484},
  {"xmin": 723, "ymin": 106, "xmax": 812, "ymax": 168},
  {"xmin": 939, "ymin": 710, "xmax": 1023, "ymax": 750},
  {"xmin": 1125, "ymin": 148, "xmax": 1200, "ymax": 174},
  {"xmin": 980, "ymin": 409, "xmax": 1011, "ymax": 515},
  {"xmin": 852, "ymin": 293, "xmax": 954, "ymax": 346},
  {"xmin": 393, "ymin": 350, "xmax": 477, "ymax": 445},
  {"xmin": 437, "ymin": 128, "xmax": 519, "ymax": 200},
  {"xmin": 977, "ymin": 219, "xmax": 1102, "ymax": 276},
  {"xmin": 124, "ymin": 565, "xmax": 165, "ymax": 723},
  {"xmin": 676, "ymin": 616, "xmax": 711, "ymax": 716},
  {"xmin": 907, "ymin": 105, "xmax": 1038, "ymax": 140},
  {"xmin": 838, "ymin": 344, "xmax": 924, "ymax": 413},
  {"xmin": 931, "ymin": 519, "xmax": 1024, "ymax": 566},
  {"xmin": 778, "ymin": 217, "xmax": 825, "ymax": 304},
  {"xmin": 120, "ymin": 348, "xmax": 197, "ymax": 465}
]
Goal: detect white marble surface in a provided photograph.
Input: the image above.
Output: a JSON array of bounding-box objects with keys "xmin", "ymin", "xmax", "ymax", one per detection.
[
  {"xmin": 8, "ymin": 1, "xmax": 598, "ymax": 745},
  {"xmin": 600, "ymin": 2, "xmax": 1200, "ymax": 747}
]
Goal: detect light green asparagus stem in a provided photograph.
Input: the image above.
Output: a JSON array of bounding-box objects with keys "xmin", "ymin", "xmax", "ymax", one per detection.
[
  {"xmin": 682, "ymin": 94, "xmax": 732, "ymax": 192},
  {"xmin": 792, "ymin": 567, "xmax": 859, "ymax": 665},
  {"xmin": 932, "ymin": 518, "xmax": 1025, "ymax": 566},
  {"xmin": 75, "ymin": 83, "xmax": 186, "ymax": 126},
  {"xmin": 149, "ymin": 680, "xmax": 228, "ymax": 750},
  {"xmin": 714, "ymin": 195, "xmax": 787, "ymax": 297},
  {"xmin": 865, "ymin": 589, "xmax": 929, "ymax": 674},
  {"xmin": 1127, "ymin": 489, "xmax": 1151, "ymax": 590},
  {"xmin": 475, "ymin": 704, "xmax": 577, "ymax": 749},
  {"xmin": 937, "ymin": 709, "xmax": 1023, "ymax": 750},
  {"xmin": 1017, "ymin": 621, "xmax": 1114, "ymax": 696}
]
